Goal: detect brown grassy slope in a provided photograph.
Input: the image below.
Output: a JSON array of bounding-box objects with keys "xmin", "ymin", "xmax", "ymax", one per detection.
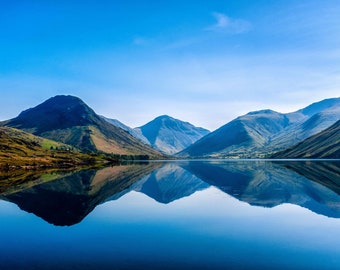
[
  {"xmin": 1, "ymin": 95, "xmax": 163, "ymax": 158},
  {"xmin": 0, "ymin": 126, "xmax": 104, "ymax": 169}
]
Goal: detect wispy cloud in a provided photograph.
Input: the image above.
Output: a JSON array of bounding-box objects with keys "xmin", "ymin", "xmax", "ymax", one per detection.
[
  {"xmin": 206, "ymin": 12, "xmax": 251, "ymax": 34},
  {"xmin": 133, "ymin": 37, "xmax": 150, "ymax": 46}
]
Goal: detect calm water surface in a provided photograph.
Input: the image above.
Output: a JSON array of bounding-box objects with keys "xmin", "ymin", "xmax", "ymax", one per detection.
[{"xmin": 1, "ymin": 160, "xmax": 340, "ymax": 269}]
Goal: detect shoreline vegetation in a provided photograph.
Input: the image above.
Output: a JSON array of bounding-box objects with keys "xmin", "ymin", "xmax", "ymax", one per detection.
[
  {"xmin": 0, "ymin": 126, "xmax": 152, "ymax": 170},
  {"xmin": 0, "ymin": 151, "xmax": 153, "ymax": 170}
]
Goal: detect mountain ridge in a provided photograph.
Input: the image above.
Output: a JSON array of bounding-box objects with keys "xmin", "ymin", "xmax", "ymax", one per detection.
[
  {"xmin": 273, "ymin": 120, "xmax": 340, "ymax": 158},
  {"xmin": 1, "ymin": 95, "xmax": 162, "ymax": 158},
  {"xmin": 179, "ymin": 97, "xmax": 340, "ymax": 158},
  {"xmin": 101, "ymin": 116, "xmax": 150, "ymax": 145},
  {"xmin": 1, "ymin": 95, "xmax": 339, "ymax": 159}
]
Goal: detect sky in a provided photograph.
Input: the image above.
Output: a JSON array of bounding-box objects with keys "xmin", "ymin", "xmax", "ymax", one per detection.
[{"xmin": 1, "ymin": 0, "xmax": 340, "ymax": 130}]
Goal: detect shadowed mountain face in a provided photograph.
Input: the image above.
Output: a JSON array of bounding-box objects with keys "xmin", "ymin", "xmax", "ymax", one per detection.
[
  {"xmin": 1, "ymin": 160, "xmax": 340, "ymax": 226},
  {"xmin": 1, "ymin": 95, "xmax": 161, "ymax": 157},
  {"xmin": 179, "ymin": 110, "xmax": 289, "ymax": 157},
  {"xmin": 273, "ymin": 120, "xmax": 340, "ymax": 158},
  {"xmin": 179, "ymin": 98, "xmax": 340, "ymax": 158},
  {"xmin": 135, "ymin": 115, "xmax": 210, "ymax": 155},
  {"xmin": 5, "ymin": 95, "xmax": 99, "ymax": 133},
  {"xmin": 101, "ymin": 116, "xmax": 151, "ymax": 145}
]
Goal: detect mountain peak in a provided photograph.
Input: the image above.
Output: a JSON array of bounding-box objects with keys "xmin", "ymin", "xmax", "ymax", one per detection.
[
  {"xmin": 48, "ymin": 94, "xmax": 83, "ymax": 102},
  {"xmin": 246, "ymin": 109, "xmax": 278, "ymax": 116},
  {"xmin": 155, "ymin": 115, "xmax": 173, "ymax": 120},
  {"xmin": 3, "ymin": 95, "xmax": 162, "ymax": 157},
  {"xmin": 13, "ymin": 95, "xmax": 98, "ymax": 133},
  {"xmin": 151, "ymin": 115, "xmax": 177, "ymax": 124},
  {"xmin": 21, "ymin": 95, "xmax": 86, "ymax": 112},
  {"xmin": 179, "ymin": 97, "xmax": 340, "ymax": 158},
  {"xmin": 136, "ymin": 115, "xmax": 210, "ymax": 154}
]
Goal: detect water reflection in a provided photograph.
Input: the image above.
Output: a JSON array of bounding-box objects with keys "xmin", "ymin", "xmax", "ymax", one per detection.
[
  {"xmin": 0, "ymin": 162, "xmax": 162, "ymax": 225},
  {"xmin": 1, "ymin": 160, "xmax": 340, "ymax": 225},
  {"xmin": 129, "ymin": 163, "xmax": 209, "ymax": 204},
  {"xmin": 182, "ymin": 160, "xmax": 340, "ymax": 218}
]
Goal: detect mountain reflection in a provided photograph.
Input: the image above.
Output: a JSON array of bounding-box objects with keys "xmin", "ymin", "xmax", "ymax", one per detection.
[
  {"xmin": 0, "ymin": 162, "xmax": 162, "ymax": 226},
  {"xmin": 1, "ymin": 160, "xmax": 340, "ymax": 226},
  {"xmin": 182, "ymin": 160, "xmax": 340, "ymax": 217},
  {"xmin": 132, "ymin": 163, "xmax": 209, "ymax": 204}
]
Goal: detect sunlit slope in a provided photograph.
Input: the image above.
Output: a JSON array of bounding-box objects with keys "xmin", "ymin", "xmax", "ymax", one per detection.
[
  {"xmin": 135, "ymin": 115, "xmax": 210, "ymax": 155},
  {"xmin": 2, "ymin": 95, "xmax": 162, "ymax": 158},
  {"xmin": 179, "ymin": 98, "xmax": 340, "ymax": 158},
  {"xmin": 0, "ymin": 126, "xmax": 99, "ymax": 168}
]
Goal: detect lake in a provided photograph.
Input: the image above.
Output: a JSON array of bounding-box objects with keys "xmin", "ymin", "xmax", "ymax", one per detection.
[{"xmin": 1, "ymin": 160, "xmax": 340, "ymax": 269}]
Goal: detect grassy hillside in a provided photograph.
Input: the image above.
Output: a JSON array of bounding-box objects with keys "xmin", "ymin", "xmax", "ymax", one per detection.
[
  {"xmin": 2, "ymin": 95, "xmax": 162, "ymax": 158},
  {"xmin": 273, "ymin": 120, "xmax": 340, "ymax": 159},
  {"xmin": 0, "ymin": 126, "xmax": 110, "ymax": 169}
]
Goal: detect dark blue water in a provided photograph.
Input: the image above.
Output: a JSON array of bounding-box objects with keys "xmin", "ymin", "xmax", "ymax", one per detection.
[{"xmin": 1, "ymin": 160, "xmax": 340, "ymax": 269}]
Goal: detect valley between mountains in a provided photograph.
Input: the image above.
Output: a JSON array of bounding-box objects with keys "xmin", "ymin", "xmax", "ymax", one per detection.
[{"xmin": 0, "ymin": 95, "xmax": 339, "ymax": 168}]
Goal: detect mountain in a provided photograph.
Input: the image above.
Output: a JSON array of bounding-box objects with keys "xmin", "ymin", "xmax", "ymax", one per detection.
[
  {"xmin": 134, "ymin": 115, "xmax": 210, "ymax": 155},
  {"xmin": 0, "ymin": 126, "xmax": 100, "ymax": 169},
  {"xmin": 101, "ymin": 116, "xmax": 150, "ymax": 145},
  {"xmin": 273, "ymin": 120, "xmax": 340, "ymax": 159},
  {"xmin": 269, "ymin": 98, "xmax": 340, "ymax": 151},
  {"xmin": 179, "ymin": 98, "xmax": 340, "ymax": 158},
  {"xmin": 179, "ymin": 110, "xmax": 289, "ymax": 158},
  {"xmin": 1, "ymin": 95, "xmax": 162, "ymax": 158}
]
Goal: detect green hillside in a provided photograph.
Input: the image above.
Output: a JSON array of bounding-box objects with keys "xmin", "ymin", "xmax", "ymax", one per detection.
[
  {"xmin": 2, "ymin": 95, "xmax": 162, "ymax": 158},
  {"xmin": 0, "ymin": 126, "xmax": 109, "ymax": 169}
]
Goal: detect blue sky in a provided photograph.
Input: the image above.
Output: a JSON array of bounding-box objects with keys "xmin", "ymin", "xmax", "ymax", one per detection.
[{"xmin": 1, "ymin": 0, "xmax": 340, "ymax": 130}]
